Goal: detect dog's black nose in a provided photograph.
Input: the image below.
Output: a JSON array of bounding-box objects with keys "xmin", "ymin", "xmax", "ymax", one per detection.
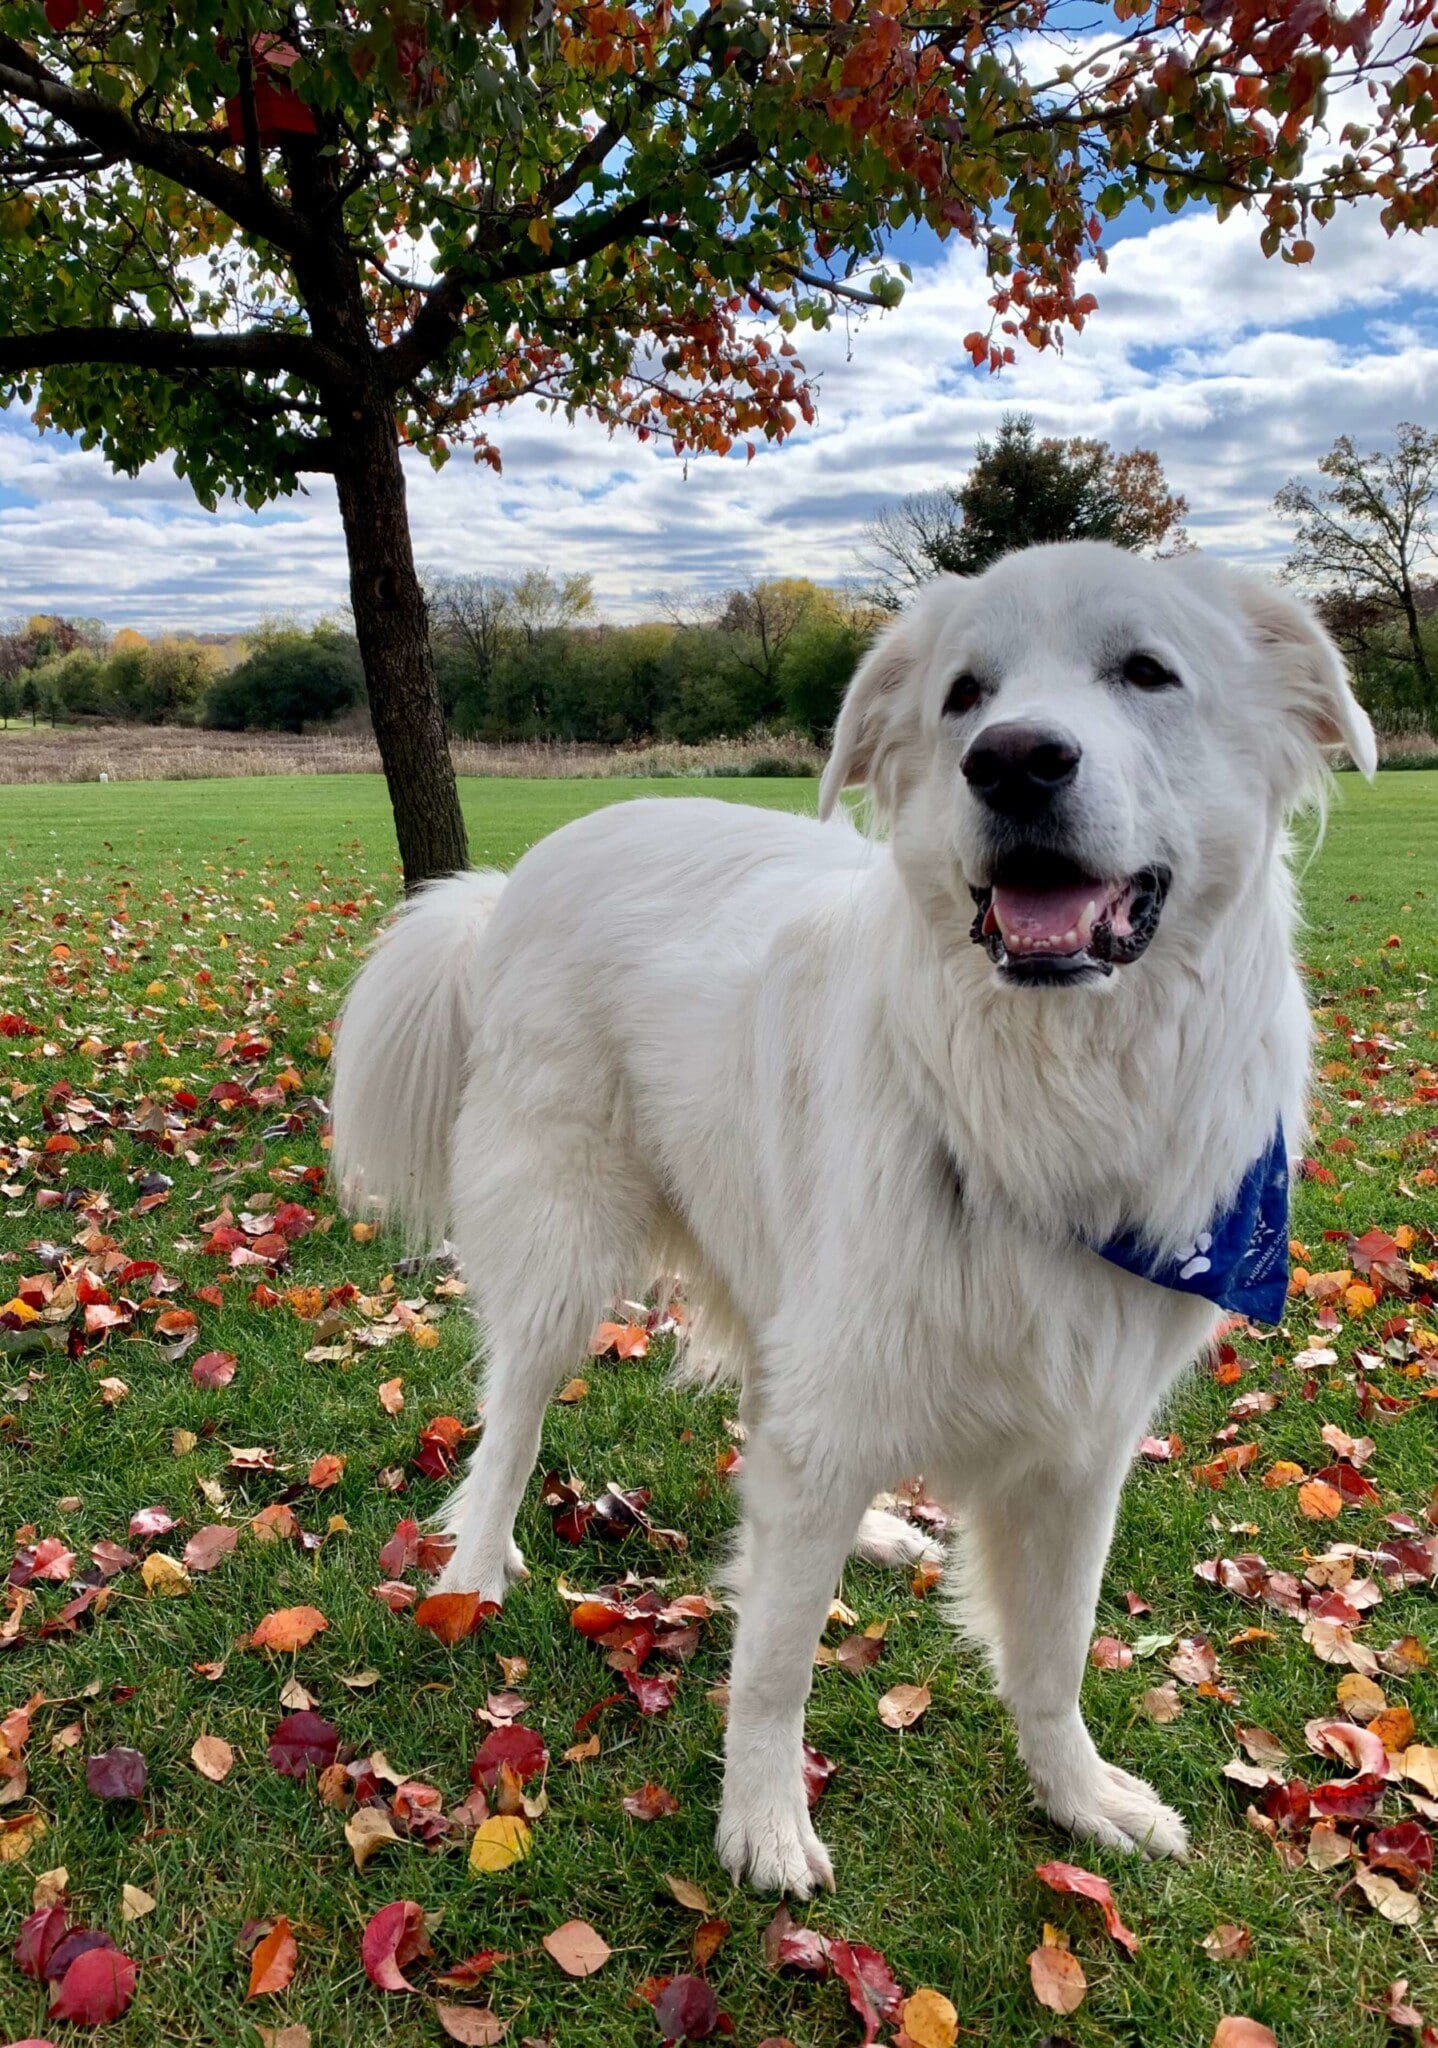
[{"xmin": 961, "ymin": 722, "xmax": 1082, "ymax": 816}]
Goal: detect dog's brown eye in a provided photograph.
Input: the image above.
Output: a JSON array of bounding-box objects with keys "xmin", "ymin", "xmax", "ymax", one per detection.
[
  {"xmin": 1121, "ymin": 652, "xmax": 1180, "ymax": 691},
  {"xmin": 943, "ymin": 672, "xmax": 983, "ymax": 717}
]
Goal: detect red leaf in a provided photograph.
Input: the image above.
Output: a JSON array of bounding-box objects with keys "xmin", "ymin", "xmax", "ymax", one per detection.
[
  {"xmin": 1034, "ymin": 1860, "xmax": 1139, "ymax": 1953},
  {"xmin": 14, "ymin": 1905, "xmax": 70, "ymax": 1979},
  {"xmin": 471, "ymin": 1723, "xmax": 548, "ymax": 1790},
  {"xmin": 361, "ymin": 1900, "xmax": 430, "ymax": 1992},
  {"xmin": 654, "ymin": 1972, "xmax": 720, "ymax": 2041},
  {"xmin": 85, "ymin": 1746, "xmax": 147, "ymax": 1800},
  {"xmin": 802, "ymin": 1742, "xmax": 837, "ymax": 1807},
  {"xmin": 829, "ymin": 1938, "xmax": 902, "ymax": 2045},
  {"xmin": 48, "ymin": 1945, "xmax": 137, "ymax": 2024},
  {"xmin": 624, "ymin": 1668, "xmax": 677, "ymax": 1715},
  {"xmin": 267, "ymin": 1711, "xmax": 339, "ymax": 1778}
]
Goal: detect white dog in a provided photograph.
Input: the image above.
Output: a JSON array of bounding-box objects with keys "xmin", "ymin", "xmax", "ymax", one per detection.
[{"xmin": 332, "ymin": 541, "xmax": 1374, "ymax": 1895}]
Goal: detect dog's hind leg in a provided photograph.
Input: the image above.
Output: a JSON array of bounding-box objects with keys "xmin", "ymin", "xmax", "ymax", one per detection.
[{"xmin": 434, "ymin": 1105, "xmax": 657, "ymax": 1606}]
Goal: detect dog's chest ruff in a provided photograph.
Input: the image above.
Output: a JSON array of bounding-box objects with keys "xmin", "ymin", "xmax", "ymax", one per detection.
[{"xmin": 1091, "ymin": 1124, "xmax": 1290, "ymax": 1325}]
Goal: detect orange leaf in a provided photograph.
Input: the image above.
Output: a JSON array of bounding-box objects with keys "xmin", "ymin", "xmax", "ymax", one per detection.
[
  {"xmin": 247, "ymin": 1915, "xmax": 298, "ymax": 1997},
  {"xmin": 414, "ymin": 1591, "xmax": 497, "ymax": 1645},
  {"xmin": 250, "ymin": 1605, "xmax": 329, "ymax": 1653}
]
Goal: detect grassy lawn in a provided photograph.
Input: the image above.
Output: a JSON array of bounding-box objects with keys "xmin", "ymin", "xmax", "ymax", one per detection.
[{"xmin": 0, "ymin": 768, "xmax": 1435, "ymax": 2048}]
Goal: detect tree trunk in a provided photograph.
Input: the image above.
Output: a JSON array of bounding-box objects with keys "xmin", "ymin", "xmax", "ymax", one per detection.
[
  {"xmin": 1400, "ymin": 586, "xmax": 1433, "ymax": 697},
  {"xmin": 333, "ymin": 397, "xmax": 469, "ymax": 890}
]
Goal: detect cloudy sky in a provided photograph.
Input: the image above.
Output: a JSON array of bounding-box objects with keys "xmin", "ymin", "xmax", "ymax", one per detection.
[{"xmin": 3, "ymin": 191, "xmax": 1437, "ymax": 633}]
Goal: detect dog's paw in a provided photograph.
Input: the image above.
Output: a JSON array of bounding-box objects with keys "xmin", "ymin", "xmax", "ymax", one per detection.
[
  {"xmin": 715, "ymin": 1797, "xmax": 835, "ymax": 1897},
  {"xmin": 433, "ymin": 1537, "xmax": 528, "ymax": 1608},
  {"xmin": 852, "ymin": 1506, "xmax": 943, "ymax": 1572},
  {"xmin": 1041, "ymin": 1762, "xmax": 1189, "ymax": 1861}
]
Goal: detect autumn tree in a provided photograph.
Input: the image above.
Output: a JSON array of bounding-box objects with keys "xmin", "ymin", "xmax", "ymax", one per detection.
[
  {"xmin": 863, "ymin": 414, "xmax": 1189, "ymax": 606},
  {"xmin": 3, "ymin": 4, "xmax": 1437, "ymax": 882},
  {"xmin": 1277, "ymin": 424, "xmax": 1438, "ymax": 709}
]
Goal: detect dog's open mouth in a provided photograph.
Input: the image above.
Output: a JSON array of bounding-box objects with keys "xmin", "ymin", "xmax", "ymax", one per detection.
[{"xmin": 968, "ymin": 852, "xmax": 1171, "ymax": 985}]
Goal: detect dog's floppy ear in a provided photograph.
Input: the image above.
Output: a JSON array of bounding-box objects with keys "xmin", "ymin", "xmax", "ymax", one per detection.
[
  {"xmin": 1233, "ymin": 573, "xmax": 1378, "ymax": 779},
  {"xmin": 818, "ymin": 609, "xmax": 920, "ymax": 821}
]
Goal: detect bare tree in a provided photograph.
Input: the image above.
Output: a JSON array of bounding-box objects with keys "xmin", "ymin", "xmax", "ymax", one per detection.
[
  {"xmin": 1277, "ymin": 424, "xmax": 1438, "ymax": 695},
  {"xmin": 858, "ymin": 491, "xmax": 965, "ymax": 611},
  {"xmin": 429, "ymin": 576, "xmax": 515, "ymax": 697}
]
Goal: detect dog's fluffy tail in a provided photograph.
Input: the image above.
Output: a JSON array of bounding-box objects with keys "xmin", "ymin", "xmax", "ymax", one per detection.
[{"xmin": 330, "ymin": 869, "xmax": 507, "ymax": 1246}]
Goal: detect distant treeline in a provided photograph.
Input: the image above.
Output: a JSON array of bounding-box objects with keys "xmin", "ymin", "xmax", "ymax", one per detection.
[{"xmin": 0, "ymin": 575, "xmax": 869, "ymax": 747}]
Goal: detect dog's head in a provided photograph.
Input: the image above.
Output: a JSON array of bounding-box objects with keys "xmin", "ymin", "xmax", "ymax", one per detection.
[{"xmin": 819, "ymin": 542, "xmax": 1376, "ymax": 989}]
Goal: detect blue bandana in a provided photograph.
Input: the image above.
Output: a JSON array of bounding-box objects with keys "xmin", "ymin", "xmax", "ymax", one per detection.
[{"xmin": 1093, "ymin": 1123, "xmax": 1290, "ymax": 1325}]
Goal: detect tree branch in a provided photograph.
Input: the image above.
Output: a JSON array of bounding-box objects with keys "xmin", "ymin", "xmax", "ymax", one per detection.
[
  {"xmin": 0, "ymin": 34, "xmax": 309, "ymax": 256},
  {"xmin": 0, "ymin": 322, "xmax": 342, "ymax": 384}
]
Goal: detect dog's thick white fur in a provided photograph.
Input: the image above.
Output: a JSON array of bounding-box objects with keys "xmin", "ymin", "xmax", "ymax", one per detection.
[{"xmin": 332, "ymin": 541, "xmax": 1375, "ymax": 1894}]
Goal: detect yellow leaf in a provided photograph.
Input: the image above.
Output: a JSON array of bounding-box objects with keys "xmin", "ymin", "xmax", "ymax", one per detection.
[
  {"xmin": 1399, "ymin": 1745, "xmax": 1438, "ymax": 1798},
  {"xmin": 527, "ymin": 216, "xmax": 553, "ymax": 254},
  {"xmin": 122, "ymin": 1882, "xmax": 157, "ymax": 1921},
  {"xmin": 468, "ymin": 1814, "xmax": 532, "ymax": 1874},
  {"xmin": 0, "ymin": 1811, "xmax": 47, "ymax": 1863},
  {"xmin": 351, "ymin": 1221, "xmax": 376, "ymax": 1243},
  {"xmin": 141, "ymin": 1553, "xmax": 192, "ymax": 1597},
  {"xmin": 901, "ymin": 1987, "xmax": 960, "ymax": 2047}
]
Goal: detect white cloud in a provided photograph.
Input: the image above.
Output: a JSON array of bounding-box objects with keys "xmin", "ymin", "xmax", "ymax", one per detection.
[{"xmin": 3, "ymin": 194, "xmax": 1437, "ymax": 630}]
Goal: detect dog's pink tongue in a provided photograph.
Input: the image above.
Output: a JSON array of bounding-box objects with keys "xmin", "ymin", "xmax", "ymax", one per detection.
[{"xmin": 990, "ymin": 883, "xmax": 1098, "ymax": 957}]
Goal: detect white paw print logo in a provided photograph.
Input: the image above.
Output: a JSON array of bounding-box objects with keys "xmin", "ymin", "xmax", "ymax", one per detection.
[{"xmin": 1177, "ymin": 1232, "xmax": 1213, "ymax": 1281}]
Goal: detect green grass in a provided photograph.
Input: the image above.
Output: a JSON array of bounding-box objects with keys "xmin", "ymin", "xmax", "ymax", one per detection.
[{"xmin": 0, "ymin": 769, "xmax": 1435, "ymax": 2048}]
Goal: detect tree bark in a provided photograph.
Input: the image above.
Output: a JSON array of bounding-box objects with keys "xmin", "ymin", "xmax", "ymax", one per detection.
[
  {"xmin": 333, "ymin": 396, "xmax": 469, "ymax": 890},
  {"xmin": 1399, "ymin": 584, "xmax": 1433, "ymax": 697}
]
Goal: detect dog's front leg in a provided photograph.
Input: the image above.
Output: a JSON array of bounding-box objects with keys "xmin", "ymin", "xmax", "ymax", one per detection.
[
  {"xmin": 965, "ymin": 1458, "xmax": 1189, "ymax": 1860},
  {"xmin": 717, "ymin": 1435, "xmax": 871, "ymax": 1895}
]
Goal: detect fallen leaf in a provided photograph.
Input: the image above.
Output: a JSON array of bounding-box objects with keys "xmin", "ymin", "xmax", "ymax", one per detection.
[
  {"xmin": 361, "ymin": 1899, "xmax": 430, "ymax": 1992},
  {"xmin": 85, "ymin": 1747, "xmax": 147, "ymax": 1801},
  {"xmin": 345, "ymin": 1806, "xmax": 399, "ymax": 1871},
  {"xmin": 415, "ymin": 1592, "xmax": 497, "ymax": 1645},
  {"xmin": 899, "ymin": 1986, "xmax": 959, "ymax": 2047},
  {"xmin": 1029, "ymin": 1939, "xmax": 1086, "ymax": 2016},
  {"xmin": 190, "ymin": 1734, "xmax": 233, "ymax": 1782},
  {"xmin": 183, "ymin": 1525, "xmax": 238, "ymax": 1573},
  {"xmin": 623, "ymin": 1782, "xmax": 680, "ymax": 1822},
  {"xmin": 653, "ymin": 1972, "xmax": 720, "ymax": 2040},
  {"xmin": 121, "ymin": 1883, "xmax": 156, "ymax": 1922},
  {"xmin": 468, "ymin": 1814, "xmax": 531, "ymax": 1874},
  {"xmin": 1034, "ymin": 1861, "xmax": 1139, "ymax": 1953},
  {"xmin": 250, "ymin": 1605, "xmax": 328, "ymax": 1653},
  {"xmin": 48, "ymin": 1943, "xmax": 138, "ymax": 2024},
  {"xmin": 267, "ymin": 1712, "xmax": 339, "ymax": 1778},
  {"xmin": 542, "ymin": 1918, "xmax": 610, "ymax": 1978},
  {"xmin": 1202, "ymin": 1923, "xmax": 1252, "ymax": 1961},
  {"xmin": 877, "ymin": 1682, "xmax": 930, "ymax": 1730},
  {"xmin": 1212, "ymin": 2022, "xmax": 1277, "ymax": 2048},
  {"xmin": 436, "ymin": 2006, "xmax": 508, "ymax": 2045},
  {"xmin": 1354, "ymin": 1865, "xmax": 1423, "ymax": 1925},
  {"xmin": 140, "ymin": 1553, "xmax": 191, "ymax": 1597},
  {"xmin": 248, "ymin": 1917, "xmax": 298, "ymax": 1997}
]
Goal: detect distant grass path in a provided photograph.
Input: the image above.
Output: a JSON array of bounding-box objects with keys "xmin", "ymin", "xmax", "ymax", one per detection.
[{"xmin": 0, "ymin": 769, "xmax": 1434, "ymax": 2048}]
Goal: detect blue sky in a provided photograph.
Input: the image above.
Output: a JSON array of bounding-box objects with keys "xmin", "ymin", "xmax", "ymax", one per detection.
[{"xmin": 3, "ymin": 183, "xmax": 1437, "ymax": 632}]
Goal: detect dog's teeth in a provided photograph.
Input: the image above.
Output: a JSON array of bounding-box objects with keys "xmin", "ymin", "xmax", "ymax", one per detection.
[{"xmin": 1062, "ymin": 928, "xmax": 1077, "ymax": 944}]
